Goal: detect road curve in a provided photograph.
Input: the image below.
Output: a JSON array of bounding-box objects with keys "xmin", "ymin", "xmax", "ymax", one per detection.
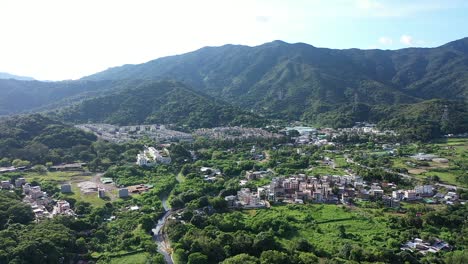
[{"xmin": 152, "ymin": 197, "xmax": 174, "ymax": 264}]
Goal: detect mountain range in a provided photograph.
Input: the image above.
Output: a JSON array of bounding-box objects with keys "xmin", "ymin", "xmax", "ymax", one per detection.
[
  {"xmin": 0, "ymin": 72, "xmax": 35, "ymax": 81},
  {"xmin": 1, "ymin": 38, "xmax": 468, "ymax": 139}
]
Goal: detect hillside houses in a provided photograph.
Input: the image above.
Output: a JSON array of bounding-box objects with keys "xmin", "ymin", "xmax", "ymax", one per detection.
[{"xmin": 75, "ymin": 123, "xmax": 193, "ymax": 143}]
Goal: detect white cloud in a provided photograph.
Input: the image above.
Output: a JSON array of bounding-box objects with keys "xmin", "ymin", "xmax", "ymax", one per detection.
[
  {"xmin": 378, "ymin": 36, "xmax": 393, "ymax": 45},
  {"xmin": 400, "ymin": 35, "xmax": 414, "ymax": 45}
]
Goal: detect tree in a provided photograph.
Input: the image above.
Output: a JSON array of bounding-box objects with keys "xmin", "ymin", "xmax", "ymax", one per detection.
[
  {"xmin": 0, "ymin": 158, "xmax": 10, "ymax": 167},
  {"xmin": 253, "ymin": 232, "xmax": 277, "ymax": 252},
  {"xmin": 340, "ymin": 243, "xmax": 352, "ymax": 259},
  {"xmin": 32, "ymin": 165, "xmax": 48, "ymax": 174},
  {"xmin": 187, "ymin": 252, "xmax": 208, "ymax": 264},
  {"xmin": 338, "ymin": 225, "xmax": 347, "ymax": 238},
  {"xmin": 260, "ymin": 250, "xmax": 289, "ymax": 264},
  {"xmin": 221, "ymin": 254, "xmax": 259, "ymax": 264},
  {"xmin": 296, "ymin": 252, "xmax": 319, "ymax": 264},
  {"xmin": 445, "ymin": 250, "xmax": 468, "ymax": 264},
  {"xmin": 11, "ymin": 159, "xmax": 30, "ymax": 167},
  {"xmin": 140, "ymin": 215, "xmax": 155, "ymax": 232}
]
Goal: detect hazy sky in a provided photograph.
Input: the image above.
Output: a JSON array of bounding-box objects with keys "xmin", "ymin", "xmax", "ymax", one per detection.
[{"xmin": 1, "ymin": 0, "xmax": 468, "ymax": 81}]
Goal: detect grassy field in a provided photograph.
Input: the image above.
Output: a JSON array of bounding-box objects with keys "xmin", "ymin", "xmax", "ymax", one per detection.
[
  {"xmin": 243, "ymin": 204, "xmax": 396, "ymax": 255},
  {"xmin": 388, "ymin": 138, "xmax": 467, "ymax": 187},
  {"xmin": 23, "ymin": 171, "xmax": 86, "ymax": 182},
  {"xmin": 108, "ymin": 252, "xmax": 148, "ymax": 264},
  {"xmin": 61, "ymin": 182, "xmax": 109, "ymax": 207},
  {"xmin": 20, "ymin": 171, "xmax": 111, "ymax": 206},
  {"xmin": 308, "ymin": 165, "xmax": 347, "ymax": 176}
]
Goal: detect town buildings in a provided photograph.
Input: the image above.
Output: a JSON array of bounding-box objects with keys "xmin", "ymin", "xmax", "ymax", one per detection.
[{"xmin": 136, "ymin": 146, "xmax": 171, "ymax": 166}]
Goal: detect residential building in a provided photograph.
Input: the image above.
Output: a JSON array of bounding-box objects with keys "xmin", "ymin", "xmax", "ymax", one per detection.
[{"xmin": 61, "ymin": 184, "xmax": 72, "ymax": 193}]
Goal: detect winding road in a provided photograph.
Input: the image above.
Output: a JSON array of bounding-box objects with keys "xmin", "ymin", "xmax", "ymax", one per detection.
[{"xmin": 152, "ymin": 196, "xmax": 174, "ymax": 264}]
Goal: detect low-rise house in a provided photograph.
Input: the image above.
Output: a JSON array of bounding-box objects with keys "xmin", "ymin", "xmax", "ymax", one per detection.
[
  {"xmin": 236, "ymin": 188, "xmax": 265, "ymax": 208},
  {"xmin": 404, "ymin": 190, "xmax": 418, "ymax": 201},
  {"xmin": 415, "ymin": 185, "xmax": 434, "ymax": 197},
  {"xmin": 1, "ymin": 180, "xmax": 11, "ymax": 189},
  {"xmin": 30, "ymin": 186, "xmax": 44, "ymax": 200},
  {"xmin": 401, "ymin": 238, "xmax": 451, "ymax": 255},
  {"xmin": 98, "ymin": 188, "xmax": 106, "ymax": 198},
  {"xmin": 370, "ymin": 185, "xmax": 384, "ymax": 198},
  {"xmin": 392, "ymin": 190, "xmax": 405, "ymax": 201},
  {"xmin": 61, "ymin": 184, "xmax": 72, "ymax": 193},
  {"xmin": 225, "ymin": 195, "xmax": 237, "ymax": 207},
  {"xmin": 245, "ymin": 170, "xmax": 271, "ymax": 180},
  {"xmin": 118, "ymin": 188, "xmax": 129, "ymax": 198},
  {"xmin": 444, "ymin": 192, "xmax": 459, "ymax": 202},
  {"xmin": 383, "ymin": 196, "xmax": 400, "ymax": 208},
  {"xmin": 15, "ymin": 178, "xmax": 26, "ymax": 188},
  {"xmin": 54, "ymin": 200, "xmax": 72, "ymax": 215}
]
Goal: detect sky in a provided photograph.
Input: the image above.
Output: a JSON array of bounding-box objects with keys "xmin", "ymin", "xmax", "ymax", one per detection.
[{"xmin": 1, "ymin": 0, "xmax": 468, "ymax": 81}]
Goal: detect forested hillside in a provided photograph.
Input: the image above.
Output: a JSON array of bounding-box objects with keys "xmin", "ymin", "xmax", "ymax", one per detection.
[
  {"xmin": 55, "ymin": 81, "xmax": 264, "ymax": 128},
  {"xmin": 0, "ymin": 39, "xmax": 467, "ymax": 137},
  {"xmin": 83, "ymin": 38, "xmax": 468, "ymax": 120},
  {"xmin": 0, "ymin": 114, "xmax": 97, "ymax": 165},
  {"xmin": 0, "ymin": 79, "xmax": 142, "ymax": 115}
]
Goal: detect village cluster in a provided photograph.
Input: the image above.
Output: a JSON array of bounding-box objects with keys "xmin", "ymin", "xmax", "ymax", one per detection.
[
  {"xmin": 75, "ymin": 123, "xmax": 193, "ymax": 143},
  {"xmin": 1, "ymin": 178, "xmax": 75, "ymax": 220},
  {"xmin": 285, "ymin": 123, "xmax": 397, "ymax": 146},
  {"xmin": 225, "ymin": 162, "xmax": 462, "ymax": 209},
  {"xmin": 193, "ymin": 126, "xmax": 282, "ymax": 140}
]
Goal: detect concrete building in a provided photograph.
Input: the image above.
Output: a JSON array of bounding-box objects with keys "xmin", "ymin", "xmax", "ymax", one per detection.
[
  {"xmin": 1, "ymin": 180, "xmax": 11, "ymax": 189},
  {"xmin": 98, "ymin": 188, "xmax": 106, "ymax": 198},
  {"xmin": 30, "ymin": 186, "xmax": 44, "ymax": 200},
  {"xmin": 404, "ymin": 190, "xmax": 417, "ymax": 201},
  {"xmin": 23, "ymin": 183, "xmax": 31, "ymax": 195},
  {"xmin": 392, "ymin": 190, "xmax": 405, "ymax": 201},
  {"xmin": 15, "ymin": 178, "xmax": 26, "ymax": 188},
  {"xmin": 136, "ymin": 146, "xmax": 171, "ymax": 166},
  {"xmin": 415, "ymin": 185, "xmax": 433, "ymax": 196},
  {"xmin": 118, "ymin": 188, "xmax": 129, "ymax": 198},
  {"xmin": 61, "ymin": 184, "xmax": 72, "ymax": 193},
  {"xmin": 225, "ymin": 195, "xmax": 237, "ymax": 207},
  {"xmin": 55, "ymin": 200, "xmax": 71, "ymax": 214}
]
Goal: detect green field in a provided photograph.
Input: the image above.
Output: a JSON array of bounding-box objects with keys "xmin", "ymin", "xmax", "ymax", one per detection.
[
  {"xmin": 23, "ymin": 171, "xmax": 85, "ymax": 182},
  {"xmin": 242, "ymin": 204, "xmax": 396, "ymax": 255},
  {"xmin": 308, "ymin": 165, "xmax": 347, "ymax": 176},
  {"xmin": 107, "ymin": 252, "xmax": 148, "ymax": 264},
  {"xmin": 19, "ymin": 171, "xmax": 110, "ymax": 206},
  {"xmin": 61, "ymin": 182, "xmax": 109, "ymax": 207}
]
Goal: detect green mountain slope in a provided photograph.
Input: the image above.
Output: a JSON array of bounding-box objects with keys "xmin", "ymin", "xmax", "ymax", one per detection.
[
  {"xmin": 0, "ymin": 79, "xmax": 145, "ymax": 116},
  {"xmin": 82, "ymin": 38, "xmax": 468, "ymax": 119},
  {"xmin": 54, "ymin": 81, "xmax": 263, "ymax": 128},
  {"xmin": 0, "ymin": 114, "xmax": 97, "ymax": 163}
]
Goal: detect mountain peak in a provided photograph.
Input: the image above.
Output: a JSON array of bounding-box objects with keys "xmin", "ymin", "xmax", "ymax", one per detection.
[{"xmin": 441, "ymin": 37, "xmax": 468, "ymax": 53}]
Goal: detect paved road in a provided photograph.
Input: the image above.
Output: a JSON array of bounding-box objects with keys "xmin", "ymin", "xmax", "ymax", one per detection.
[{"xmin": 152, "ymin": 197, "xmax": 174, "ymax": 264}]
